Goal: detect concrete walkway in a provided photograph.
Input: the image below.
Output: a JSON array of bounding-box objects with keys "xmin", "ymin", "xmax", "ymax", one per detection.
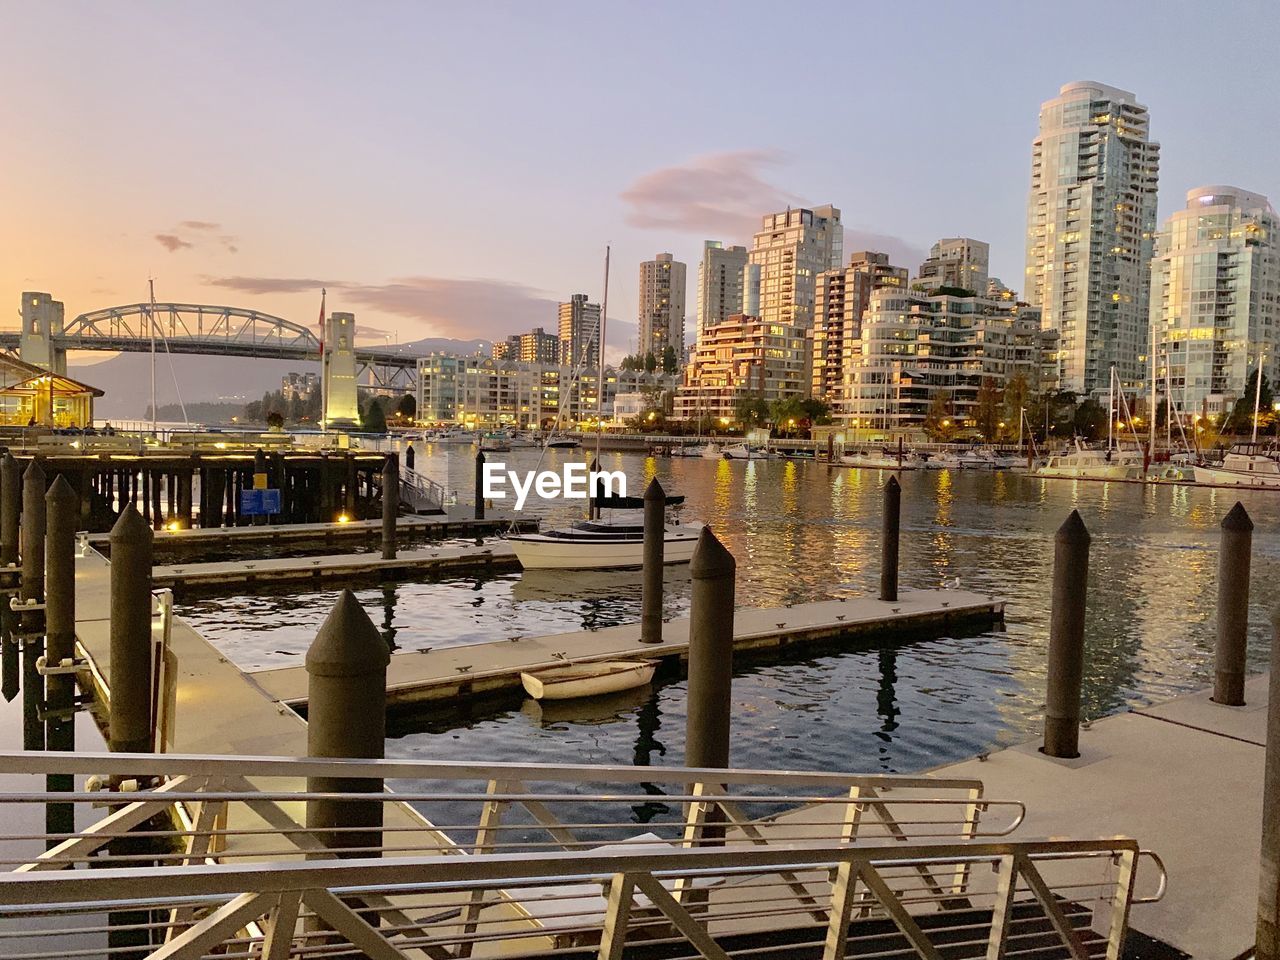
[
  {"xmin": 922, "ymin": 674, "xmax": 1269, "ymax": 959},
  {"xmin": 252, "ymin": 588, "xmax": 1005, "ymax": 707},
  {"xmin": 152, "ymin": 541, "xmax": 520, "ymax": 589}
]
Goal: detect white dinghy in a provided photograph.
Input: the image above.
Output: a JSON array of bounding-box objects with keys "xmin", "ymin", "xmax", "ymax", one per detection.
[{"xmin": 520, "ymin": 659, "xmax": 658, "ymax": 701}]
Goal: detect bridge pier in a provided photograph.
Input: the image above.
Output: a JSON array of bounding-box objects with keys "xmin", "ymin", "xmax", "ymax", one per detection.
[{"xmin": 322, "ymin": 311, "xmax": 361, "ymax": 428}]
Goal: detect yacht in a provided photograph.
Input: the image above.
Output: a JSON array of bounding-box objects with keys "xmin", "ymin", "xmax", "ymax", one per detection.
[
  {"xmin": 434, "ymin": 428, "xmax": 476, "ymax": 445},
  {"xmin": 479, "ymin": 431, "xmax": 512, "ymax": 453},
  {"xmin": 722, "ymin": 442, "xmax": 770, "ymax": 460},
  {"xmin": 544, "ymin": 436, "xmax": 582, "ymax": 449},
  {"xmin": 839, "ymin": 449, "xmax": 918, "ymax": 470},
  {"xmin": 1036, "ymin": 441, "xmax": 1145, "ymax": 480},
  {"xmin": 508, "ymin": 494, "xmax": 703, "ymax": 569},
  {"xmin": 1193, "ymin": 444, "xmax": 1280, "ymax": 489},
  {"xmin": 697, "ymin": 441, "xmax": 723, "ymax": 459}
]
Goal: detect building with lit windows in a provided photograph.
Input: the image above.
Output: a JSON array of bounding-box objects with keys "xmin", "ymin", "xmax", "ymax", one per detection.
[
  {"xmin": 638, "ymin": 253, "xmax": 686, "ymax": 360},
  {"xmin": 493, "ymin": 327, "xmax": 561, "ymax": 365},
  {"xmin": 812, "ymin": 252, "xmax": 908, "ymax": 402},
  {"xmin": 558, "ymin": 294, "xmax": 602, "ymax": 368},
  {"xmin": 1025, "ymin": 81, "xmax": 1159, "ymax": 396},
  {"xmin": 1151, "ymin": 186, "xmax": 1280, "ymax": 417},
  {"xmin": 914, "ymin": 238, "xmax": 989, "ymax": 294},
  {"xmin": 841, "ymin": 289, "xmax": 1054, "ymax": 435},
  {"xmin": 673, "ymin": 315, "xmax": 808, "ymax": 421},
  {"xmin": 696, "ymin": 242, "xmax": 751, "ymax": 342},
  {"xmin": 749, "ymin": 205, "xmax": 842, "ymax": 329}
]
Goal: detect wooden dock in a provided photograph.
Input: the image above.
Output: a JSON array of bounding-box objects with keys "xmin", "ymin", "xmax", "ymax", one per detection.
[
  {"xmin": 152, "ymin": 541, "xmax": 520, "ymax": 589},
  {"xmin": 251, "ymin": 588, "xmax": 1005, "ymax": 707}
]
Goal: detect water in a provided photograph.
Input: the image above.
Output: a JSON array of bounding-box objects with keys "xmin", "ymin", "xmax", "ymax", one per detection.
[{"xmin": 177, "ymin": 450, "xmax": 1279, "ymax": 777}]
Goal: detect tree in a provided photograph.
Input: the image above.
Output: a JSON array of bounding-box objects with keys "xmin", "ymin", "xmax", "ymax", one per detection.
[
  {"xmin": 922, "ymin": 393, "xmax": 957, "ymax": 442},
  {"xmin": 1225, "ymin": 370, "xmax": 1274, "ymax": 436},
  {"xmin": 974, "ymin": 377, "xmax": 1004, "ymax": 441},
  {"xmin": 265, "ymin": 410, "xmax": 285, "ymax": 430},
  {"xmin": 734, "ymin": 393, "xmax": 770, "ymax": 428},
  {"xmin": 361, "ymin": 397, "xmax": 388, "ymax": 434},
  {"xmin": 799, "ymin": 398, "xmax": 833, "ymax": 425},
  {"xmin": 661, "ymin": 344, "xmax": 678, "ymax": 375},
  {"xmin": 1003, "ymin": 374, "xmax": 1030, "ymax": 438},
  {"xmin": 396, "ymin": 393, "xmax": 417, "ymax": 419},
  {"xmin": 1073, "ymin": 397, "xmax": 1107, "ymax": 441},
  {"xmin": 644, "ymin": 351, "xmax": 657, "ymax": 373}
]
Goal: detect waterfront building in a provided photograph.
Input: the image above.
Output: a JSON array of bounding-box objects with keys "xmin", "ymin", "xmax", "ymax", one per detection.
[
  {"xmin": 495, "ymin": 326, "xmax": 561, "ymax": 365},
  {"xmin": 673, "ymin": 314, "xmax": 808, "ymax": 421},
  {"xmin": 812, "ymin": 252, "xmax": 908, "ymax": 403},
  {"xmin": 914, "ymin": 238, "xmax": 989, "ymax": 294},
  {"xmin": 749, "ymin": 205, "xmax": 843, "ymax": 329},
  {"xmin": 841, "ymin": 289, "xmax": 1054, "ymax": 434},
  {"xmin": 695, "ymin": 242, "xmax": 750, "ymax": 342},
  {"xmin": 558, "ymin": 294, "xmax": 602, "ymax": 368},
  {"xmin": 281, "ymin": 371, "xmax": 319, "ymax": 401},
  {"xmin": 0, "ymin": 351, "xmax": 101, "ymax": 427},
  {"xmin": 638, "ymin": 253, "xmax": 686, "ymax": 360},
  {"xmin": 1025, "ymin": 81, "xmax": 1160, "ymax": 396},
  {"xmin": 1151, "ymin": 186, "xmax": 1280, "ymax": 417}
]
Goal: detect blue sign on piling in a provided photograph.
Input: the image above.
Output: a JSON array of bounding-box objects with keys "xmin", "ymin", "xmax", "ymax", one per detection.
[{"xmin": 240, "ymin": 489, "xmax": 282, "ymax": 516}]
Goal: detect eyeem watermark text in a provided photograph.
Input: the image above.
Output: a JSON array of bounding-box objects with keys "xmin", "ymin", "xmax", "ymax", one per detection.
[{"xmin": 482, "ymin": 463, "xmax": 627, "ymax": 510}]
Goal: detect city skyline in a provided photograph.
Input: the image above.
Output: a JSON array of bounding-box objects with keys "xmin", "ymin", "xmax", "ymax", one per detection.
[{"xmin": 2, "ymin": 1, "xmax": 1278, "ymax": 365}]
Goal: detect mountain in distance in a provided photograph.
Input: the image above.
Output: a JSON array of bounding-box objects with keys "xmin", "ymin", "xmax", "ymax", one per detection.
[{"xmin": 71, "ymin": 335, "xmax": 490, "ymax": 419}]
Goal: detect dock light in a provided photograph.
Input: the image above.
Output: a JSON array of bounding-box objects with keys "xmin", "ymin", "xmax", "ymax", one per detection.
[
  {"xmin": 337, "ymin": 513, "xmax": 351, "ymax": 524},
  {"xmin": 214, "ymin": 442, "xmax": 227, "ymax": 450},
  {"xmin": 165, "ymin": 520, "xmax": 181, "ymax": 532}
]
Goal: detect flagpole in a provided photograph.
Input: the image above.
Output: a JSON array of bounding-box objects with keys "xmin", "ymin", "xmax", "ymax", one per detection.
[{"xmin": 319, "ymin": 288, "xmax": 327, "ymax": 435}]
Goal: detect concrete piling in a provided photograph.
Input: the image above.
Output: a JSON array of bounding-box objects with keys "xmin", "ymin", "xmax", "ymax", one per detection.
[
  {"xmin": 305, "ymin": 590, "xmax": 390, "ymax": 856},
  {"xmin": 880, "ymin": 475, "xmax": 901, "ymax": 603},
  {"xmin": 686, "ymin": 527, "xmax": 736, "ymax": 770},
  {"xmin": 1043, "ymin": 509, "xmax": 1090, "ymax": 759},
  {"xmin": 1, "ymin": 453, "xmax": 20, "ymax": 568},
  {"xmin": 405, "ymin": 443, "xmax": 416, "ymax": 472},
  {"xmin": 44, "ymin": 477, "xmax": 79, "ymax": 716},
  {"xmin": 381, "ymin": 454, "xmax": 399, "ymax": 561},
  {"xmin": 108, "ymin": 505, "xmax": 154, "ymax": 755},
  {"xmin": 640, "ymin": 478, "xmax": 665, "ymax": 644},
  {"xmin": 1258, "ymin": 606, "xmax": 1280, "ymax": 959},
  {"xmin": 1214, "ymin": 502, "xmax": 1252, "ymax": 706},
  {"xmin": 474, "ymin": 450, "xmax": 485, "ymax": 520},
  {"xmin": 21, "ymin": 461, "xmax": 47, "ymax": 625}
]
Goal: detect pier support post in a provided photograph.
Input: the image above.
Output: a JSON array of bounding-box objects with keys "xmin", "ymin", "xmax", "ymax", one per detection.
[
  {"xmin": 305, "ymin": 590, "xmax": 390, "ymax": 856},
  {"xmin": 21, "ymin": 461, "xmax": 46, "ymax": 753},
  {"xmin": 880, "ymin": 476, "xmax": 900, "ymax": 602},
  {"xmin": 382, "ymin": 454, "xmax": 399, "ymax": 560},
  {"xmin": 44, "ymin": 477, "xmax": 78, "ymax": 718},
  {"xmin": 108, "ymin": 505, "xmax": 154, "ymax": 755},
  {"xmin": 1, "ymin": 452, "xmax": 20, "ymax": 569},
  {"xmin": 641, "ymin": 478, "xmax": 665, "ymax": 644},
  {"xmin": 474, "ymin": 450, "xmax": 485, "ymax": 520},
  {"xmin": 1258, "ymin": 606, "xmax": 1280, "ymax": 959},
  {"xmin": 1214, "ymin": 502, "xmax": 1252, "ymax": 706},
  {"xmin": 405, "ymin": 442, "xmax": 415, "ymax": 472},
  {"xmin": 686, "ymin": 527, "xmax": 736, "ymax": 769},
  {"xmin": 1043, "ymin": 510, "xmax": 1090, "ymax": 759}
]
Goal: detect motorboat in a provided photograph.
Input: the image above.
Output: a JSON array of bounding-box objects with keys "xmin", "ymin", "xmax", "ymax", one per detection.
[
  {"xmin": 1193, "ymin": 444, "xmax": 1280, "ymax": 489},
  {"xmin": 697, "ymin": 441, "xmax": 723, "ymax": 459},
  {"xmin": 434, "ymin": 429, "xmax": 476, "ymax": 445},
  {"xmin": 479, "ymin": 431, "xmax": 512, "ymax": 453},
  {"xmin": 931, "ymin": 450, "xmax": 992, "ymax": 470},
  {"xmin": 1036, "ymin": 441, "xmax": 1144, "ymax": 480},
  {"xmin": 520, "ymin": 660, "xmax": 659, "ymax": 701},
  {"xmin": 840, "ymin": 449, "xmax": 918, "ymax": 470},
  {"xmin": 508, "ymin": 492, "xmax": 703, "ymax": 570},
  {"xmin": 722, "ymin": 442, "xmax": 769, "ymax": 460},
  {"xmin": 544, "ymin": 437, "xmax": 582, "ymax": 449}
]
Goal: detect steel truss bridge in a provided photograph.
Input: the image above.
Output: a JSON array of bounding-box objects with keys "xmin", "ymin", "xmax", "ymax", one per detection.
[{"xmin": 0, "ymin": 302, "xmax": 417, "ymax": 392}]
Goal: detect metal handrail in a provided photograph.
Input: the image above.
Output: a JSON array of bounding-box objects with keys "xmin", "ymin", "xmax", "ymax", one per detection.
[{"xmin": 399, "ymin": 466, "xmax": 445, "ymax": 512}]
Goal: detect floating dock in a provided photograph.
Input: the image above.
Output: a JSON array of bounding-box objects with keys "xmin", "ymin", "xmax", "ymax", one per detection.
[
  {"xmin": 252, "ymin": 588, "xmax": 1005, "ymax": 707},
  {"xmin": 152, "ymin": 540, "xmax": 520, "ymax": 589}
]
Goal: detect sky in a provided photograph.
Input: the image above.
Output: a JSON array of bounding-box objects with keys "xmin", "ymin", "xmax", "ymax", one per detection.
[{"xmin": 2, "ymin": 0, "xmax": 1278, "ymax": 364}]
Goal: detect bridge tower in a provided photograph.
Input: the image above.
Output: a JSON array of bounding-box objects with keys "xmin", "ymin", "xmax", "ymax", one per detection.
[
  {"xmin": 19, "ymin": 293, "xmax": 67, "ymax": 374},
  {"xmin": 323, "ymin": 311, "xmax": 361, "ymax": 428}
]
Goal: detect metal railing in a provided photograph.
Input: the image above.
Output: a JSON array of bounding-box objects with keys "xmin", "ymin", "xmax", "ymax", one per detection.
[
  {"xmin": 0, "ymin": 751, "xmax": 1163, "ymax": 958},
  {"xmin": 400, "ymin": 467, "xmax": 446, "ymax": 514}
]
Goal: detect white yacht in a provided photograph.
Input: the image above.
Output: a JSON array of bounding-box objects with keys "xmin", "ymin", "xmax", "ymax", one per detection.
[
  {"xmin": 1037, "ymin": 441, "xmax": 1145, "ymax": 480},
  {"xmin": 1193, "ymin": 444, "xmax": 1280, "ymax": 489},
  {"xmin": 722, "ymin": 442, "xmax": 770, "ymax": 460},
  {"xmin": 839, "ymin": 449, "xmax": 918, "ymax": 470}
]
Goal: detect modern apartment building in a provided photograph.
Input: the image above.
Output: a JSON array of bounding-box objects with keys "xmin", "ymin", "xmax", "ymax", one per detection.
[
  {"xmin": 493, "ymin": 327, "xmax": 561, "ymax": 365},
  {"xmin": 842, "ymin": 289, "xmax": 1055, "ymax": 434},
  {"xmin": 695, "ymin": 242, "xmax": 750, "ymax": 341},
  {"xmin": 1151, "ymin": 186, "xmax": 1280, "ymax": 416},
  {"xmin": 558, "ymin": 294, "xmax": 602, "ymax": 368},
  {"xmin": 280, "ymin": 372, "xmax": 319, "ymax": 401},
  {"xmin": 673, "ymin": 315, "xmax": 808, "ymax": 421},
  {"xmin": 749, "ymin": 205, "xmax": 843, "ymax": 329},
  {"xmin": 914, "ymin": 238, "xmax": 990, "ymax": 294},
  {"xmin": 637, "ymin": 253, "xmax": 687, "ymax": 359},
  {"xmin": 1025, "ymin": 81, "xmax": 1160, "ymax": 396},
  {"xmin": 812, "ymin": 252, "xmax": 909, "ymax": 402}
]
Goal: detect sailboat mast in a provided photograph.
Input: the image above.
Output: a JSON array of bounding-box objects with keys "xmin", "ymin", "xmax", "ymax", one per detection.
[
  {"xmin": 1107, "ymin": 365, "xmax": 1114, "ymax": 450},
  {"xmin": 1252, "ymin": 348, "xmax": 1264, "ymax": 444},
  {"xmin": 1148, "ymin": 335, "xmax": 1157, "ymax": 459},
  {"xmin": 149, "ymin": 278, "xmax": 158, "ymax": 434},
  {"xmin": 596, "ymin": 245, "xmax": 609, "ymax": 462}
]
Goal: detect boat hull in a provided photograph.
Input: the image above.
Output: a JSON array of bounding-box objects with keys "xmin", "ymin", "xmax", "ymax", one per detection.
[
  {"xmin": 1193, "ymin": 465, "xmax": 1280, "ymax": 489},
  {"xmin": 509, "ymin": 525, "xmax": 703, "ymax": 570},
  {"xmin": 521, "ymin": 660, "xmax": 658, "ymax": 701}
]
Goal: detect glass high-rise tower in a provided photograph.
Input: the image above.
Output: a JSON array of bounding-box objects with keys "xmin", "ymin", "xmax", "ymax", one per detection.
[{"xmin": 1024, "ymin": 81, "xmax": 1160, "ymax": 396}]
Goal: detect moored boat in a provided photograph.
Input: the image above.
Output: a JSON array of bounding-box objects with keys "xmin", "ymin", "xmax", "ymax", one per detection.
[
  {"xmin": 1036, "ymin": 441, "xmax": 1144, "ymax": 480},
  {"xmin": 722, "ymin": 442, "xmax": 770, "ymax": 460},
  {"xmin": 840, "ymin": 449, "xmax": 918, "ymax": 470},
  {"xmin": 509, "ymin": 516, "xmax": 704, "ymax": 569},
  {"xmin": 520, "ymin": 659, "xmax": 658, "ymax": 701},
  {"xmin": 1192, "ymin": 444, "xmax": 1280, "ymax": 488}
]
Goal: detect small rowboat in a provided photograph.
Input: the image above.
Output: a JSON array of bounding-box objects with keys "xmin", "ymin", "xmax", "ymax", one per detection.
[{"xmin": 520, "ymin": 660, "xmax": 658, "ymax": 701}]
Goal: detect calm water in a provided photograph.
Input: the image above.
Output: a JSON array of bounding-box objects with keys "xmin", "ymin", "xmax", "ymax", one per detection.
[{"xmin": 174, "ymin": 448, "xmax": 1279, "ymax": 777}]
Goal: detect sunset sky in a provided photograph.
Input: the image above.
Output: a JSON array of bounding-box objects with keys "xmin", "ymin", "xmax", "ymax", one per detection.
[{"xmin": 3, "ymin": 0, "xmax": 1278, "ymax": 363}]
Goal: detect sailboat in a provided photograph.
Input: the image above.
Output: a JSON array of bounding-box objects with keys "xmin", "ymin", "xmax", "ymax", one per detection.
[
  {"xmin": 508, "ymin": 246, "xmax": 704, "ymax": 570},
  {"xmin": 1193, "ymin": 351, "xmax": 1280, "ymax": 488},
  {"xmin": 1037, "ymin": 367, "xmax": 1145, "ymax": 480}
]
